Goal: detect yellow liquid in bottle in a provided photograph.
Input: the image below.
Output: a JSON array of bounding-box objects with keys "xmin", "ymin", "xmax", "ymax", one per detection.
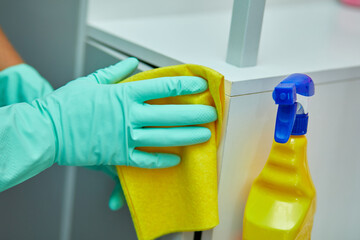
[{"xmin": 243, "ymin": 135, "xmax": 316, "ymax": 240}]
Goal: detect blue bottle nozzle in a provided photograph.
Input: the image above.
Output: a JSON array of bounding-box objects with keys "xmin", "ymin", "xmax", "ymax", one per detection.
[{"xmin": 273, "ymin": 74, "xmax": 315, "ymax": 143}]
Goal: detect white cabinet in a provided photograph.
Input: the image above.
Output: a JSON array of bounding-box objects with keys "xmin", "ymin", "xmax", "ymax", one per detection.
[{"xmin": 84, "ymin": 0, "xmax": 360, "ymax": 239}]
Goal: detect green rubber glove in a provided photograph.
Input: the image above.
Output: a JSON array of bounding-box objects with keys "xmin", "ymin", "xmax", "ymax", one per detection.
[
  {"xmin": 0, "ymin": 58, "xmax": 217, "ymax": 201},
  {"xmin": 0, "ymin": 64, "xmax": 53, "ymax": 107},
  {"xmin": 0, "ymin": 63, "xmax": 125, "ymax": 210}
]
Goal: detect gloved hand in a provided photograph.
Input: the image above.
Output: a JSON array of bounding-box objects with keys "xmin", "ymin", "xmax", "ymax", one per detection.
[
  {"xmin": 0, "ymin": 63, "xmax": 125, "ymax": 210},
  {"xmin": 0, "ymin": 58, "xmax": 217, "ymax": 202},
  {"xmin": 44, "ymin": 58, "xmax": 216, "ymax": 167},
  {"xmin": 0, "ymin": 64, "xmax": 53, "ymax": 107}
]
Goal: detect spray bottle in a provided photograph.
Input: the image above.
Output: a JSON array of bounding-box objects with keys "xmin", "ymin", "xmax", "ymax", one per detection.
[{"xmin": 242, "ymin": 74, "xmax": 316, "ymax": 240}]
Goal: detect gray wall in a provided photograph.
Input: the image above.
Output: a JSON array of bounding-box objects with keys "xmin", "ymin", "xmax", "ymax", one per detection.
[
  {"xmin": 0, "ymin": 1, "xmax": 80, "ymax": 240},
  {"xmin": 0, "ymin": 0, "xmax": 80, "ymax": 88}
]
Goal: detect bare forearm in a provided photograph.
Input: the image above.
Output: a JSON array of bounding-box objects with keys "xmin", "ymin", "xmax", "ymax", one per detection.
[{"xmin": 0, "ymin": 27, "xmax": 23, "ymax": 71}]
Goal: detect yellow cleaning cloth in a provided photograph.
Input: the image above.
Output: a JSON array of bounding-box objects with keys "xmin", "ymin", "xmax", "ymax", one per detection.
[{"xmin": 117, "ymin": 64, "xmax": 224, "ymax": 240}]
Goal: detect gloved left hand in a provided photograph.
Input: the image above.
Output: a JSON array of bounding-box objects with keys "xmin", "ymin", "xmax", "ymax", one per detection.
[
  {"xmin": 0, "ymin": 63, "xmax": 125, "ymax": 210},
  {"xmin": 0, "ymin": 64, "xmax": 53, "ymax": 106}
]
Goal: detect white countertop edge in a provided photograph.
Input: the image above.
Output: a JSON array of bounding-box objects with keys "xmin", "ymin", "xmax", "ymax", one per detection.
[
  {"xmin": 87, "ymin": 26, "xmax": 360, "ymax": 97},
  {"xmin": 230, "ymin": 66, "xmax": 360, "ymax": 96}
]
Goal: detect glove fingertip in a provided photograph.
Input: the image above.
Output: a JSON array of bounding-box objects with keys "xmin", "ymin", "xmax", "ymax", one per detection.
[
  {"xmin": 126, "ymin": 57, "xmax": 139, "ymax": 65},
  {"xmin": 108, "ymin": 183, "xmax": 126, "ymax": 211},
  {"xmin": 197, "ymin": 77, "xmax": 208, "ymax": 90},
  {"xmin": 90, "ymin": 57, "xmax": 139, "ymax": 85},
  {"xmin": 199, "ymin": 127, "xmax": 212, "ymax": 143},
  {"xmin": 108, "ymin": 193, "xmax": 124, "ymax": 211},
  {"xmin": 114, "ymin": 57, "xmax": 139, "ymax": 75},
  {"xmin": 158, "ymin": 154, "xmax": 181, "ymax": 168}
]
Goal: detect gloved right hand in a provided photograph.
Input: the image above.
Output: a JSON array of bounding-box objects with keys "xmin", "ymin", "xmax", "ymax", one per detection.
[{"xmin": 0, "ymin": 58, "xmax": 217, "ymax": 192}]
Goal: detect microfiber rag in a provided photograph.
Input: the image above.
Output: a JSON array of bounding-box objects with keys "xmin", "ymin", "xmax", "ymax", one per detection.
[{"xmin": 117, "ymin": 64, "xmax": 224, "ymax": 240}]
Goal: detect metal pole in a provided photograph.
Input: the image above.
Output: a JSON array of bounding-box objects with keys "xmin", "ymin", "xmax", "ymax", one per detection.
[{"xmin": 226, "ymin": 0, "xmax": 266, "ymax": 67}]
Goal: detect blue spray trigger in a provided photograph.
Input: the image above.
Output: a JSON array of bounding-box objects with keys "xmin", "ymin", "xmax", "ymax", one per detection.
[
  {"xmin": 278, "ymin": 73, "xmax": 314, "ymax": 97},
  {"xmin": 274, "ymin": 104, "xmax": 297, "ymax": 143},
  {"xmin": 273, "ymin": 74, "xmax": 315, "ymax": 143}
]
